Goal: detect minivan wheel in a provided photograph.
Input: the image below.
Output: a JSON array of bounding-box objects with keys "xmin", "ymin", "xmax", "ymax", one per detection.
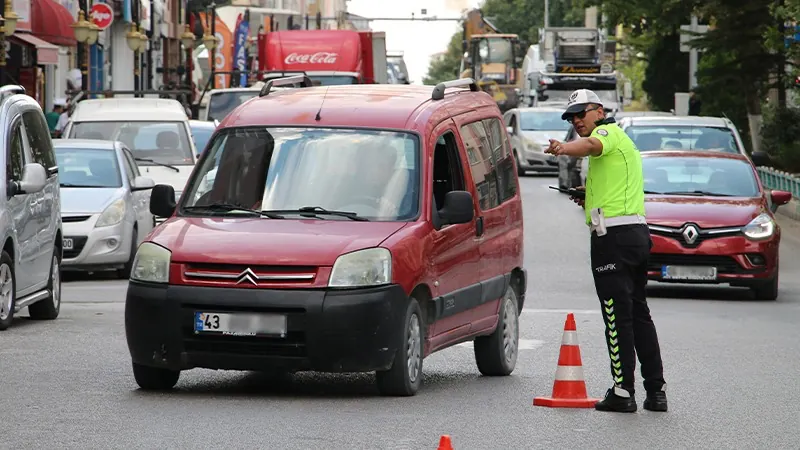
[
  {"xmin": 376, "ymin": 297, "xmax": 424, "ymax": 396},
  {"xmin": 0, "ymin": 252, "xmax": 16, "ymax": 331},
  {"xmin": 29, "ymin": 250, "xmax": 61, "ymax": 320},
  {"xmin": 474, "ymin": 284, "xmax": 519, "ymax": 376},
  {"xmin": 132, "ymin": 362, "xmax": 180, "ymax": 390}
]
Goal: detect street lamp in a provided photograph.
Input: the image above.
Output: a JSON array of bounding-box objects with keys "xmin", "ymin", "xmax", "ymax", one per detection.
[
  {"xmin": 202, "ymin": 30, "xmax": 218, "ymax": 51},
  {"xmin": 71, "ymin": 10, "xmax": 98, "ymax": 92},
  {"xmin": 180, "ymin": 24, "xmax": 195, "ymax": 49},
  {"xmin": 2, "ymin": 3, "xmax": 20, "ymax": 37},
  {"xmin": 126, "ymin": 23, "xmax": 142, "ymax": 51},
  {"xmin": 138, "ymin": 24, "xmax": 149, "ymax": 52}
]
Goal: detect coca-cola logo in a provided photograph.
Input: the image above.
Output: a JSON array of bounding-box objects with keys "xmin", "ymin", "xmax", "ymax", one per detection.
[
  {"xmin": 284, "ymin": 52, "xmax": 338, "ymax": 65},
  {"xmin": 90, "ymin": 3, "xmax": 114, "ymax": 30}
]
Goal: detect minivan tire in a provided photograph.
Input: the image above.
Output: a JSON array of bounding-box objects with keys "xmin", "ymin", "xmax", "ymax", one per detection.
[
  {"xmin": 0, "ymin": 251, "xmax": 16, "ymax": 331},
  {"xmin": 376, "ymin": 297, "xmax": 424, "ymax": 396},
  {"xmin": 474, "ymin": 284, "xmax": 520, "ymax": 376},
  {"xmin": 132, "ymin": 362, "xmax": 180, "ymax": 390},
  {"xmin": 29, "ymin": 249, "xmax": 61, "ymax": 320}
]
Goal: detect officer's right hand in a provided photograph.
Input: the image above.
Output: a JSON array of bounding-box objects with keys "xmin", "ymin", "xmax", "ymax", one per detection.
[{"xmin": 570, "ymin": 186, "xmax": 585, "ymax": 207}]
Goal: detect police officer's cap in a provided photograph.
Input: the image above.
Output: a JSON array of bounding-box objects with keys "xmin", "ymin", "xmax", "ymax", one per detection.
[{"xmin": 561, "ymin": 89, "xmax": 604, "ymax": 120}]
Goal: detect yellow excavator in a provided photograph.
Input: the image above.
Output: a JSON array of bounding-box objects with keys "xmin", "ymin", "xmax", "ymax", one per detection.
[{"xmin": 459, "ymin": 9, "xmax": 522, "ymax": 113}]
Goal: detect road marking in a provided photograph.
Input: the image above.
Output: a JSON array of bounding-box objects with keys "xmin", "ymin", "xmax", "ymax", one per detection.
[
  {"xmin": 457, "ymin": 339, "xmax": 544, "ymax": 350},
  {"xmin": 521, "ymin": 309, "xmax": 599, "ymax": 315}
]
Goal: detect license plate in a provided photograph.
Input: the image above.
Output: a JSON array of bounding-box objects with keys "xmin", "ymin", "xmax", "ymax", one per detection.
[
  {"xmin": 194, "ymin": 312, "xmax": 287, "ymax": 337},
  {"xmin": 63, "ymin": 238, "xmax": 73, "ymax": 250},
  {"xmin": 661, "ymin": 265, "xmax": 717, "ymax": 281}
]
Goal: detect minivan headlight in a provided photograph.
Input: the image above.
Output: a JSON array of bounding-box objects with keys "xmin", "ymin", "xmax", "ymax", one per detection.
[
  {"xmin": 131, "ymin": 242, "xmax": 171, "ymax": 283},
  {"xmin": 742, "ymin": 213, "xmax": 775, "ymax": 240},
  {"xmin": 95, "ymin": 199, "xmax": 126, "ymax": 228},
  {"xmin": 329, "ymin": 248, "xmax": 392, "ymax": 288}
]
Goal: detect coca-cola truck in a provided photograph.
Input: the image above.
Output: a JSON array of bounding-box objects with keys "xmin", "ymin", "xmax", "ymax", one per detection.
[{"xmin": 258, "ymin": 29, "xmax": 388, "ymax": 85}]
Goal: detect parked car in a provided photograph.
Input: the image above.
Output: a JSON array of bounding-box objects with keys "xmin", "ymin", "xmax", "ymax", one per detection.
[
  {"xmin": 189, "ymin": 120, "xmax": 216, "ymax": 156},
  {"xmin": 503, "ymin": 106, "xmax": 568, "ymax": 175},
  {"xmin": 125, "ymin": 78, "xmax": 527, "ymax": 396},
  {"xmin": 641, "ymin": 151, "xmax": 791, "ymax": 300},
  {"xmin": 0, "ymin": 85, "xmax": 63, "ymax": 331},
  {"xmin": 61, "ymin": 98, "xmax": 197, "ymax": 213},
  {"xmin": 54, "ymin": 139, "xmax": 155, "ymax": 278}
]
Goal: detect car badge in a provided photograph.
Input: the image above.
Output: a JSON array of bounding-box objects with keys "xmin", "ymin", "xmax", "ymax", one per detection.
[
  {"xmin": 235, "ymin": 268, "xmax": 259, "ymax": 285},
  {"xmin": 682, "ymin": 225, "xmax": 699, "ymax": 245}
]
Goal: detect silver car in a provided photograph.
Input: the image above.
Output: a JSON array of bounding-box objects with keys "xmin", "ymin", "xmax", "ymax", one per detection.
[
  {"xmin": 54, "ymin": 140, "xmax": 155, "ymax": 278},
  {"xmin": 503, "ymin": 106, "xmax": 570, "ymax": 175},
  {"xmin": 0, "ymin": 86, "xmax": 63, "ymax": 331}
]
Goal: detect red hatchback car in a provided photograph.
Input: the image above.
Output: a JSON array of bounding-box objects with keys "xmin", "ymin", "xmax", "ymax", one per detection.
[
  {"xmin": 124, "ymin": 77, "xmax": 527, "ymax": 396},
  {"xmin": 641, "ymin": 151, "xmax": 792, "ymax": 300}
]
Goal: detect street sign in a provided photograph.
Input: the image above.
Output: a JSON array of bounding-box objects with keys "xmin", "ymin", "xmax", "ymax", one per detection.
[{"xmin": 90, "ymin": 3, "xmax": 114, "ymax": 30}]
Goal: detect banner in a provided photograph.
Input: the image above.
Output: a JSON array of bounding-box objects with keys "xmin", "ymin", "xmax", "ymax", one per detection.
[
  {"xmin": 233, "ymin": 11, "xmax": 250, "ymax": 87},
  {"xmin": 198, "ymin": 12, "xmax": 233, "ymax": 89}
]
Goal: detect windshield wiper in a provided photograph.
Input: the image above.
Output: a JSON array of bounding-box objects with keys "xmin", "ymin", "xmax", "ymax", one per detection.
[
  {"xmin": 660, "ymin": 190, "xmax": 735, "ymax": 197},
  {"xmin": 263, "ymin": 206, "xmax": 369, "ymax": 221},
  {"xmin": 183, "ymin": 203, "xmax": 283, "ymax": 219},
  {"xmin": 134, "ymin": 157, "xmax": 180, "ymax": 172}
]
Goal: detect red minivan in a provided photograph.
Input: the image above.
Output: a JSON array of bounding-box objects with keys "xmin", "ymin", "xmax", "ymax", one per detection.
[{"xmin": 125, "ymin": 77, "xmax": 527, "ymax": 396}]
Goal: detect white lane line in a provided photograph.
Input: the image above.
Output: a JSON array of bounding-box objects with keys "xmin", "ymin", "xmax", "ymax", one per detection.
[
  {"xmin": 522, "ymin": 309, "xmax": 599, "ymax": 315},
  {"xmin": 457, "ymin": 339, "xmax": 545, "ymax": 350}
]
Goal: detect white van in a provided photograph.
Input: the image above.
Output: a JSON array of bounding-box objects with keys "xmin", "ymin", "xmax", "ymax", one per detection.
[{"xmin": 62, "ymin": 98, "xmax": 197, "ymax": 207}]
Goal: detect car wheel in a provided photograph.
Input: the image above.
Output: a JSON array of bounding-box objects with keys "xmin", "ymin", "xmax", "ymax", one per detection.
[
  {"xmin": 0, "ymin": 251, "xmax": 16, "ymax": 331},
  {"xmin": 29, "ymin": 250, "xmax": 61, "ymax": 320},
  {"xmin": 514, "ymin": 151, "xmax": 526, "ymax": 177},
  {"xmin": 474, "ymin": 283, "xmax": 519, "ymax": 376},
  {"xmin": 132, "ymin": 362, "xmax": 180, "ymax": 390},
  {"xmin": 376, "ymin": 297, "xmax": 424, "ymax": 396},
  {"xmin": 118, "ymin": 228, "xmax": 138, "ymax": 279},
  {"xmin": 751, "ymin": 273, "xmax": 778, "ymax": 301}
]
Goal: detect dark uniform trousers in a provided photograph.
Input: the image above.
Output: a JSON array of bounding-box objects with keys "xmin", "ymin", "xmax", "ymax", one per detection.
[{"xmin": 590, "ymin": 223, "xmax": 666, "ymax": 394}]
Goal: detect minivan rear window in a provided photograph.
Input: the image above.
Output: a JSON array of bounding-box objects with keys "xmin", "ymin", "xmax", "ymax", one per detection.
[
  {"xmin": 69, "ymin": 121, "xmax": 195, "ymax": 166},
  {"xmin": 183, "ymin": 127, "xmax": 420, "ymax": 221}
]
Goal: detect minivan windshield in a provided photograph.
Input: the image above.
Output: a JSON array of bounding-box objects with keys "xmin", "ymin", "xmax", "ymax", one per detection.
[
  {"xmin": 626, "ymin": 125, "xmax": 739, "ymax": 153},
  {"xmin": 55, "ymin": 147, "xmax": 122, "ymax": 188},
  {"xmin": 182, "ymin": 127, "xmax": 420, "ymax": 221},
  {"xmin": 69, "ymin": 121, "xmax": 194, "ymax": 166},
  {"xmin": 643, "ymin": 156, "xmax": 759, "ymax": 197}
]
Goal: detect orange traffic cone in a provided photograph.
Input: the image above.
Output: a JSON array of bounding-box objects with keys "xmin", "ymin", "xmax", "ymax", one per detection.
[
  {"xmin": 437, "ymin": 435, "xmax": 453, "ymax": 450},
  {"xmin": 533, "ymin": 313, "xmax": 600, "ymax": 408}
]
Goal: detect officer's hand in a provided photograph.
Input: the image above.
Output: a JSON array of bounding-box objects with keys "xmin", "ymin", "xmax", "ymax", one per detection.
[
  {"xmin": 570, "ymin": 186, "xmax": 585, "ymax": 207},
  {"xmin": 545, "ymin": 139, "xmax": 564, "ymax": 155}
]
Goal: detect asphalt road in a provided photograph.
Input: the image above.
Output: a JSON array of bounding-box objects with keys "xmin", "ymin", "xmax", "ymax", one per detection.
[{"xmin": 3, "ymin": 175, "xmax": 800, "ymax": 449}]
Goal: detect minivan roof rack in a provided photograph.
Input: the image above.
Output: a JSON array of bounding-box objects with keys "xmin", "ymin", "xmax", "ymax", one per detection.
[
  {"xmin": 431, "ymin": 78, "xmax": 478, "ymax": 101},
  {"xmin": 259, "ymin": 75, "xmax": 313, "ymax": 97},
  {"xmin": 0, "ymin": 85, "xmax": 26, "ymax": 102}
]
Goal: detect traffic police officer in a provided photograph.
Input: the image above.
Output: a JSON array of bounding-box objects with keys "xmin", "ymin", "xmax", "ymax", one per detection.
[{"xmin": 545, "ymin": 89, "xmax": 668, "ymax": 413}]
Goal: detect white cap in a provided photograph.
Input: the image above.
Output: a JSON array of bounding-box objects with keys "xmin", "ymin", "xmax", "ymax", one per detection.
[
  {"xmin": 54, "ymin": 97, "xmax": 67, "ymax": 107},
  {"xmin": 561, "ymin": 89, "xmax": 604, "ymax": 120}
]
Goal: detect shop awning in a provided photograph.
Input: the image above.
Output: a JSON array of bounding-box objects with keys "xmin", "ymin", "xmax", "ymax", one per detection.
[
  {"xmin": 9, "ymin": 33, "xmax": 59, "ymax": 65},
  {"xmin": 31, "ymin": 0, "xmax": 77, "ymax": 47}
]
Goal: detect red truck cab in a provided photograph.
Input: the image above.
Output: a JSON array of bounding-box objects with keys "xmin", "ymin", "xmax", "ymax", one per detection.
[{"xmin": 125, "ymin": 77, "xmax": 526, "ymax": 396}]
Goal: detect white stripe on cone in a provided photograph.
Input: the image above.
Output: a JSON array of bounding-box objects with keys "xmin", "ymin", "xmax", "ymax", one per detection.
[
  {"xmin": 554, "ymin": 365, "xmax": 586, "ymax": 381},
  {"xmin": 561, "ymin": 330, "xmax": 580, "ymax": 346}
]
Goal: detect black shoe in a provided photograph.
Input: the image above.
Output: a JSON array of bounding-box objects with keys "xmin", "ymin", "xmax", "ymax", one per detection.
[
  {"xmin": 595, "ymin": 386, "xmax": 637, "ymax": 413},
  {"xmin": 644, "ymin": 386, "xmax": 668, "ymax": 412}
]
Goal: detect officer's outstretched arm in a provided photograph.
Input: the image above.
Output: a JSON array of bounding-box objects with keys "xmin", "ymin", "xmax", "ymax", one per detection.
[{"xmin": 559, "ymin": 137, "xmax": 603, "ymax": 158}]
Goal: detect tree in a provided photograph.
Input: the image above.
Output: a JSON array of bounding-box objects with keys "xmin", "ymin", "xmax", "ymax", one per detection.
[{"xmin": 422, "ymin": 29, "xmax": 464, "ymax": 85}]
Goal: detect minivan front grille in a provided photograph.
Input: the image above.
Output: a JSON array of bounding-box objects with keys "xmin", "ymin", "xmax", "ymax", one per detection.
[{"xmin": 180, "ymin": 263, "xmax": 318, "ymax": 287}]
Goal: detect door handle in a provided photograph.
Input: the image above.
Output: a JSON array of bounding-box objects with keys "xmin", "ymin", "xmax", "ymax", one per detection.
[{"xmin": 475, "ymin": 216, "xmax": 484, "ymax": 237}]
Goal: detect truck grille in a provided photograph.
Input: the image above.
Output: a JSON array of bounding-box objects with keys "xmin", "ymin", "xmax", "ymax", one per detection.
[{"xmin": 558, "ymin": 44, "xmax": 596, "ymax": 61}]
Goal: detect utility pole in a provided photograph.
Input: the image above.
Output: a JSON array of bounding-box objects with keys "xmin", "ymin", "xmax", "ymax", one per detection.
[
  {"xmin": 147, "ymin": 0, "xmax": 154, "ymax": 89},
  {"xmin": 679, "ymin": 15, "xmax": 708, "ymax": 90},
  {"xmin": 544, "ymin": 0, "xmax": 549, "ymax": 28}
]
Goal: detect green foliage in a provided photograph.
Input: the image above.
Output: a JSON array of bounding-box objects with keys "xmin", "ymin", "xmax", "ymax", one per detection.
[
  {"xmin": 422, "ymin": 29, "xmax": 464, "ymax": 85},
  {"xmin": 761, "ymin": 103, "xmax": 800, "ymax": 172},
  {"xmin": 640, "ymin": 33, "xmax": 689, "ymax": 112},
  {"xmin": 616, "ymin": 57, "xmax": 646, "ymax": 101},
  {"xmin": 694, "ymin": 51, "xmax": 751, "ymax": 152}
]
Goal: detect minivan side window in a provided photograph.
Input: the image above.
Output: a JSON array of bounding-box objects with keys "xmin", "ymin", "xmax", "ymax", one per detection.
[
  {"xmin": 482, "ymin": 117, "xmax": 518, "ymax": 202},
  {"xmin": 22, "ymin": 111, "xmax": 57, "ymax": 171},
  {"xmin": 432, "ymin": 131, "xmax": 466, "ymax": 211},
  {"xmin": 7, "ymin": 121, "xmax": 25, "ymax": 183},
  {"xmin": 460, "ymin": 121, "xmax": 500, "ymax": 210}
]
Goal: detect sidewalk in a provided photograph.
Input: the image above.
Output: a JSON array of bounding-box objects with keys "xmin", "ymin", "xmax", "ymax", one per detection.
[
  {"xmin": 776, "ymin": 197, "xmax": 800, "ymax": 222},
  {"xmin": 776, "ymin": 201, "xmax": 800, "ymax": 247}
]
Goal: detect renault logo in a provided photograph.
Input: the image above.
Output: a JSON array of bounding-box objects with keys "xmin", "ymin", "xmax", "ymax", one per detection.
[
  {"xmin": 235, "ymin": 268, "xmax": 259, "ymax": 285},
  {"xmin": 682, "ymin": 225, "xmax": 699, "ymax": 245}
]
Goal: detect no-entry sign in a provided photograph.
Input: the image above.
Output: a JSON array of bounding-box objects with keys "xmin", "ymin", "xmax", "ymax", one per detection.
[{"xmin": 90, "ymin": 3, "xmax": 114, "ymax": 30}]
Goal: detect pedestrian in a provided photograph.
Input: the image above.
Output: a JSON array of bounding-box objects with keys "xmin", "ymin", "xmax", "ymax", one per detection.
[
  {"xmin": 54, "ymin": 99, "xmax": 71, "ymax": 138},
  {"xmin": 689, "ymin": 89, "xmax": 702, "ymax": 116},
  {"xmin": 544, "ymin": 89, "xmax": 668, "ymax": 413},
  {"xmin": 46, "ymin": 99, "xmax": 66, "ymax": 137}
]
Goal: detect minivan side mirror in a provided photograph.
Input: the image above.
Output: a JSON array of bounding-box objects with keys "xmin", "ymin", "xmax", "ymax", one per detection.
[
  {"xmin": 751, "ymin": 151, "xmax": 770, "ymax": 167},
  {"xmin": 150, "ymin": 184, "xmax": 177, "ymax": 218},
  {"xmin": 12, "ymin": 163, "xmax": 47, "ymax": 196},
  {"xmin": 439, "ymin": 191, "xmax": 475, "ymax": 225},
  {"xmin": 132, "ymin": 176, "xmax": 156, "ymax": 191},
  {"xmin": 770, "ymin": 190, "xmax": 792, "ymax": 206}
]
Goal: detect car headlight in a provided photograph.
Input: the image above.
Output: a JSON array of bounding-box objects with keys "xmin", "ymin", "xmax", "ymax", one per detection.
[
  {"xmin": 131, "ymin": 242, "xmax": 171, "ymax": 283},
  {"xmin": 524, "ymin": 139, "xmax": 542, "ymax": 153},
  {"xmin": 742, "ymin": 213, "xmax": 775, "ymax": 240},
  {"xmin": 95, "ymin": 199, "xmax": 126, "ymax": 228},
  {"xmin": 329, "ymin": 247, "xmax": 392, "ymax": 288}
]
